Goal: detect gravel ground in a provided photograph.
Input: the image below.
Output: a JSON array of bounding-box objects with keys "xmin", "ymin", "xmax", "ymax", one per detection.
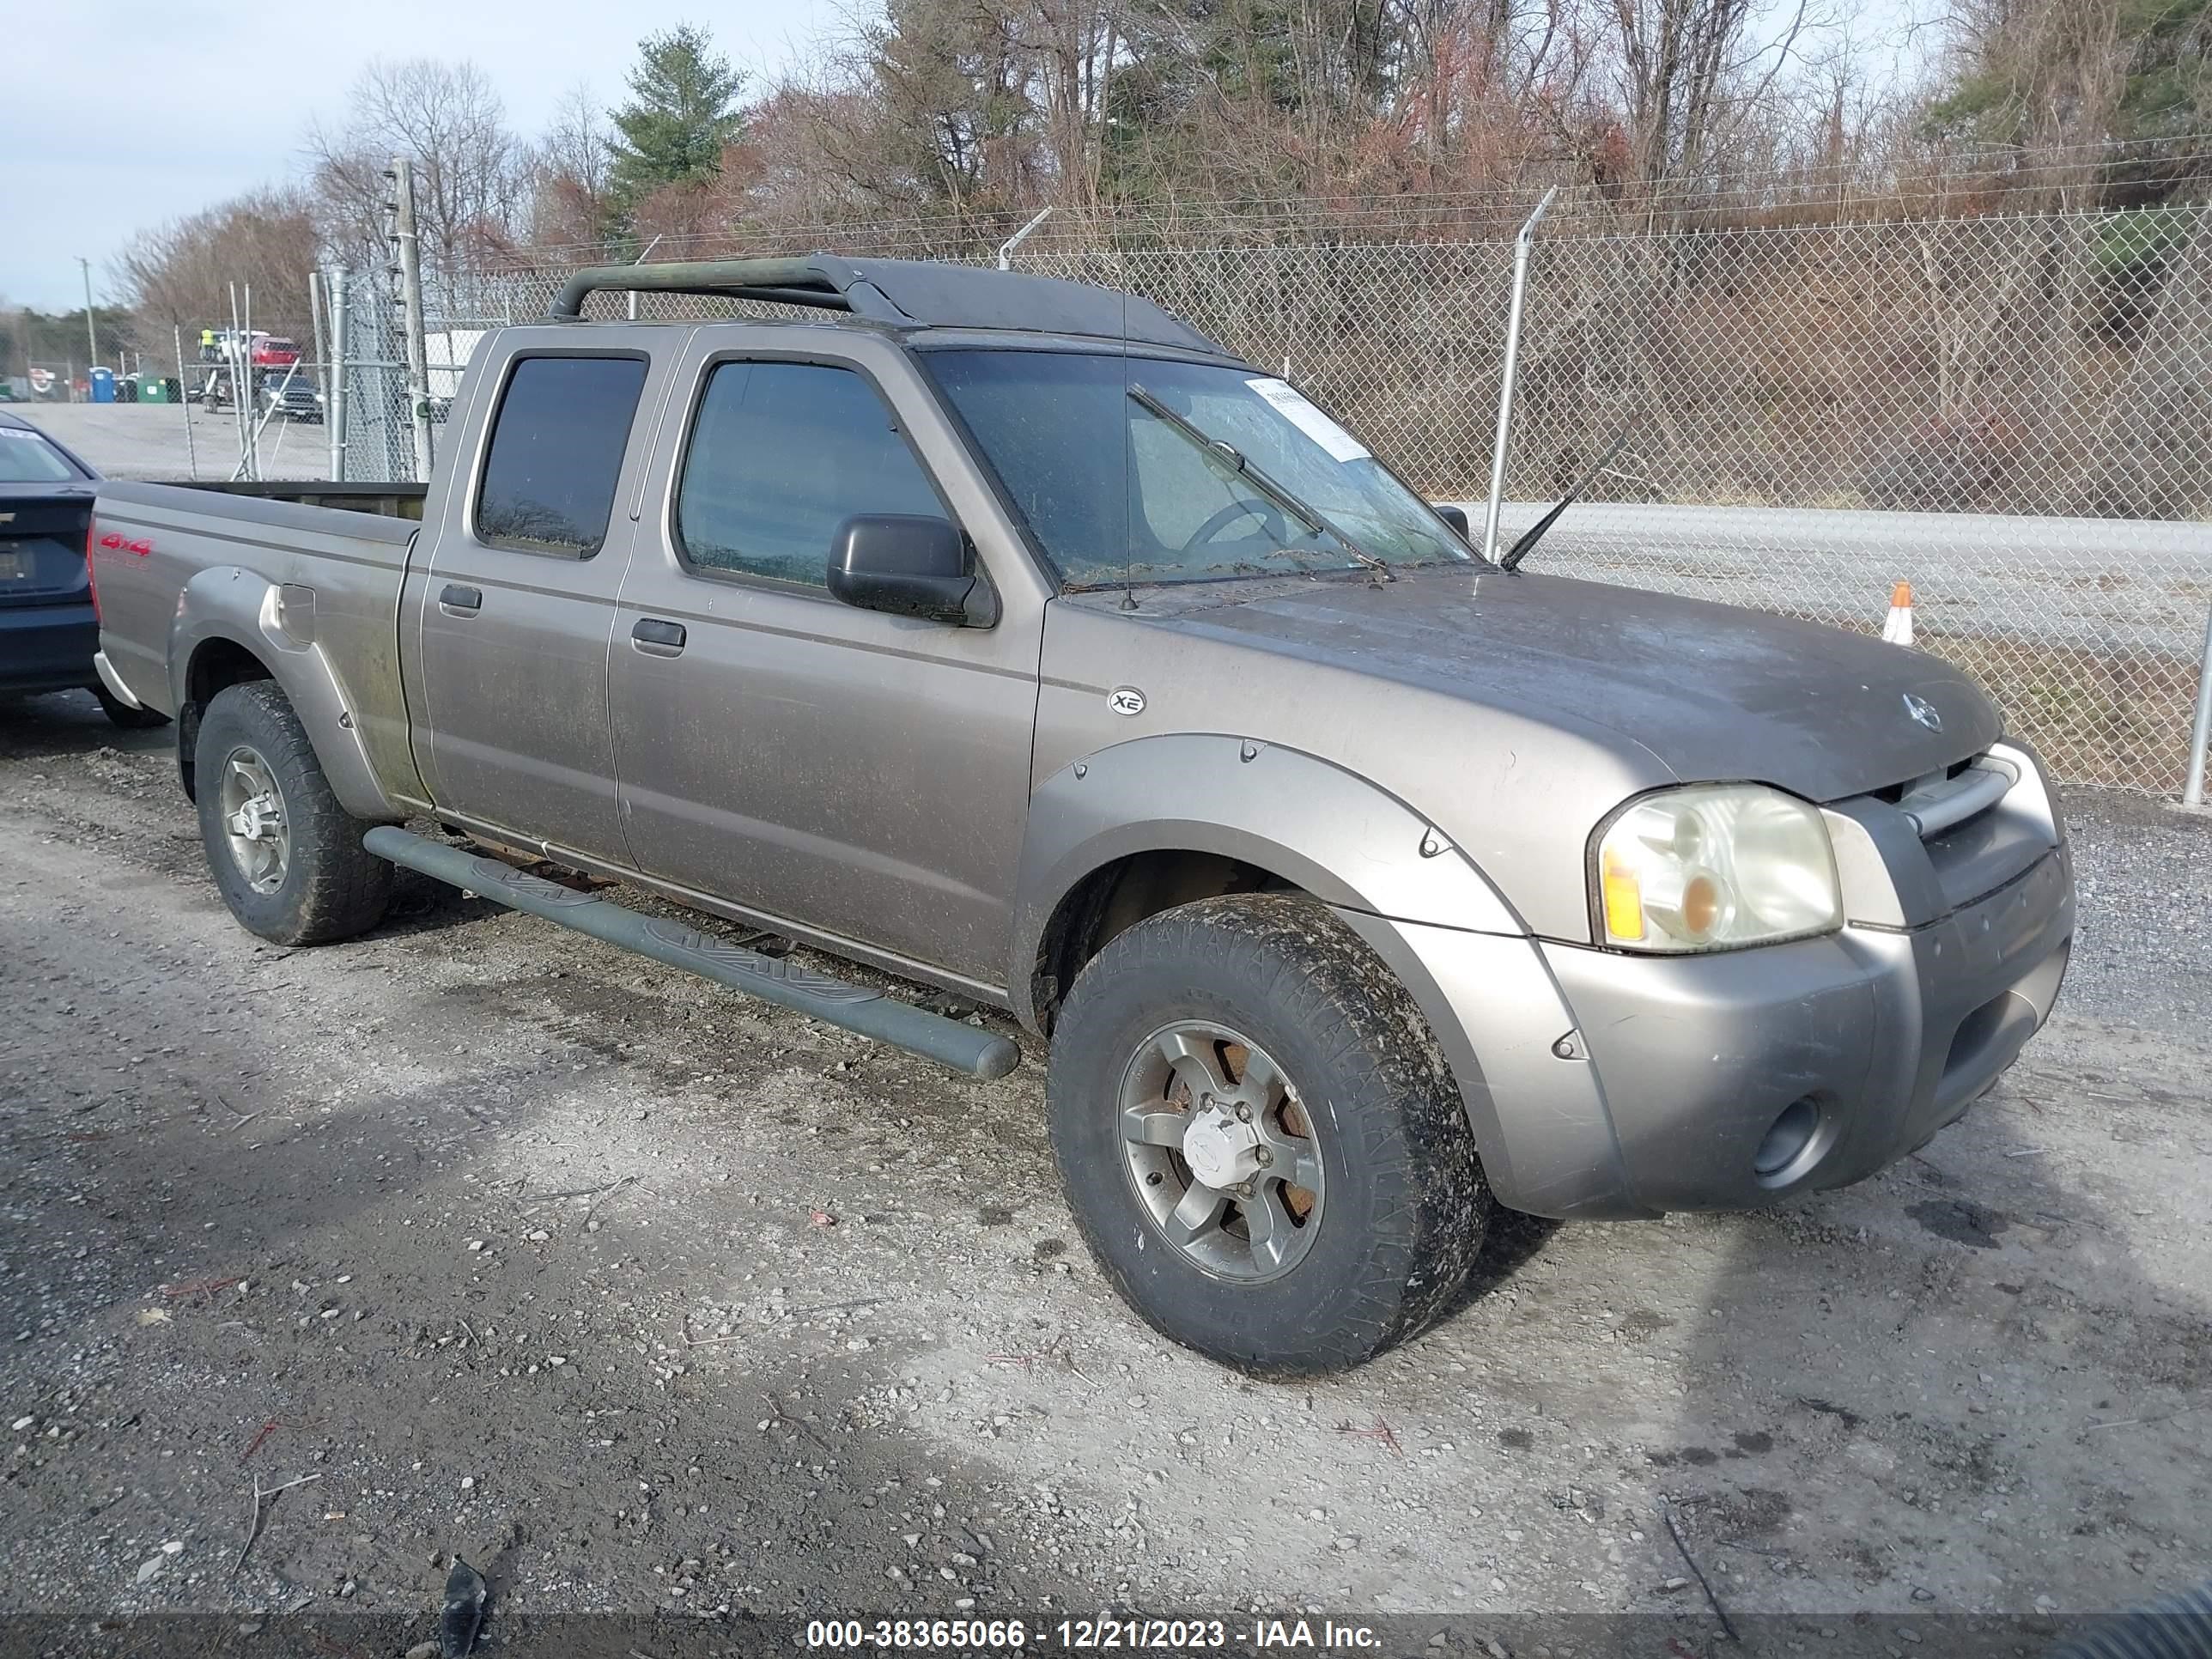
[
  {"xmin": 0, "ymin": 687, "xmax": 2206, "ymax": 1652},
  {"xmin": 2063, "ymin": 790, "xmax": 2212, "ymax": 1032}
]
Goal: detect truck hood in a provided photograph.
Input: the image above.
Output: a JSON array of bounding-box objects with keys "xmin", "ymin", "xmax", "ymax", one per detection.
[{"xmin": 1116, "ymin": 564, "xmax": 2001, "ymax": 801}]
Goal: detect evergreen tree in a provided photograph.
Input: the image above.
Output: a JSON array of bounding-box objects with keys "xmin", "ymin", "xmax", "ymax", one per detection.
[
  {"xmin": 608, "ymin": 24, "xmax": 748, "ymax": 211},
  {"xmin": 1923, "ymin": 0, "xmax": 2211, "ymax": 202}
]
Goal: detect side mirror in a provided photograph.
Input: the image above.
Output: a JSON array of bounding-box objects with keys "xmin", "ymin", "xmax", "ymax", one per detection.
[
  {"xmin": 827, "ymin": 514, "xmax": 995, "ymax": 626},
  {"xmin": 1433, "ymin": 503, "xmax": 1470, "ymax": 537}
]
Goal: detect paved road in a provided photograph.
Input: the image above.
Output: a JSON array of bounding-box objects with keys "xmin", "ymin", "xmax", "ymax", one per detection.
[
  {"xmin": 1, "ymin": 687, "xmax": 2206, "ymax": 1648},
  {"xmin": 1459, "ymin": 501, "xmax": 2212, "ymax": 658}
]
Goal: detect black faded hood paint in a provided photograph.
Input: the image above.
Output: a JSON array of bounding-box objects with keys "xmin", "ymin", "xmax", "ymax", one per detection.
[{"xmin": 1112, "ymin": 564, "xmax": 2002, "ymax": 802}]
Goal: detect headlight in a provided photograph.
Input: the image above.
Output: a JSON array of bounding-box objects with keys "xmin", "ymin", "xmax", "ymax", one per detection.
[{"xmin": 1593, "ymin": 785, "xmax": 1840, "ymax": 951}]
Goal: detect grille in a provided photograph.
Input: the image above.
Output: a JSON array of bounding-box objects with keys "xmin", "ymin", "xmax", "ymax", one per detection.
[{"xmin": 1893, "ymin": 754, "xmax": 2015, "ymax": 841}]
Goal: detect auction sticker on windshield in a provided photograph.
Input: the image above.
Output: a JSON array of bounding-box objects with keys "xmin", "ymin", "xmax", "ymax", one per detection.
[{"xmin": 1244, "ymin": 377, "xmax": 1370, "ymax": 463}]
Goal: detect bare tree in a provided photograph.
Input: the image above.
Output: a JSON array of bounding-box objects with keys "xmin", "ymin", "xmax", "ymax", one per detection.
[
  {"xmin": 1599, "ymin": 0, "xmax": 1833, "ymax": 197},
  {"xmin": 1008, "ymin": 0, "xmax": 1125, "ymax": 209},
  {"xmin": 523, "ymin": 84, "xmax": 618, "ymax": 255},
  {"xmin": 307, "ymin": 59, "xmax": 528, "ymax": 289},
  {"xmin": 113, "ymin": 185, "xmax": 321, "ymax": 345}
]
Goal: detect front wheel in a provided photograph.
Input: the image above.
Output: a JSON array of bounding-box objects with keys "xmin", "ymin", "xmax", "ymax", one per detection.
[
  {"xmin": 1048, "ymin": 893, "xmax": 1491, "ymax": 1376},
  {"xmin": 193, "ymin": 680, "xmax": 390, "ymax": 945}
]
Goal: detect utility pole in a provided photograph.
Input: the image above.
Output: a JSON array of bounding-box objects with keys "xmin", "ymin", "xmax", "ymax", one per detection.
[
  {"xmin": 78, "ymin": 257, "xmax": 99, "ymax": 368},
  {"xmin": 387, "ymin": 156, "xmax": 435, "ymax": 480}
]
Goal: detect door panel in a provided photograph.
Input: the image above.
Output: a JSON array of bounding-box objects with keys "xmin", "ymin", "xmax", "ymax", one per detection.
[
  {"xmin": 409, "ymin": 348, "xmax": 665, "ymax": 863},
  {"xmin": 413, "ymin": 552, "xmax": 634, "ymax": 854},
  {"xmin": 608, "ymin": 337, "xmax": 1045, "ymax": 986}
]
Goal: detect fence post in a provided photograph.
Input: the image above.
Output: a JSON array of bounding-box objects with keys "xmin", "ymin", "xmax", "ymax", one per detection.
[
  {"xmin": 172, "ymin": 325, "xmax": 198, "ymax": 482},
  {"xmin": 227, "ymin": 283, "xmax": 253, "ymax": 481},
  {"xmin": 2185, "ymin": 604, "xmax": 2212, "ymax": 807},
  {"xmin": 996, "ymin": 206, "xmax": 1054, "ymax": 270},
  {"xmin": 308, "ymin": 267, "xmax": 331, "ymax": 474},
  {"xmin": 1481, "ymin": 189, "xmax": 1556, "ymax": 562},
  {"xmin": 628, "ymin": 234, "xmax": 664, "ymax": 320},
  {"xmin": 390, "ymin": 156, "xmax": 435, "ymax": 481},
  {"xmin": 326, "ymin": 268, "xmax": 350, "ymax": 483}
]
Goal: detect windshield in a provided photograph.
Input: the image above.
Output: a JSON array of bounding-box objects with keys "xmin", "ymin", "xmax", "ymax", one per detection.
[
  {"xmin": 0, "ymin": 427, "xmax": 82, "ymax": 484},
  {"xmin": 923, "ymin": 349, "xmax": 1474, "ymax": 586}
]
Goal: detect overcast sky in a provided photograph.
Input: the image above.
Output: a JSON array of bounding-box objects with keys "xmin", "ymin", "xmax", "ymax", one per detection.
[{"xmin": 3, "ymin": 0, "xmax": 841, "ymax": 313}]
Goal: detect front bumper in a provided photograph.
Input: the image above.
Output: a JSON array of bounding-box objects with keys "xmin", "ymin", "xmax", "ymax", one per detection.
[
  {"xmin": 0, "ymin": 602, "xmax": 98, "ymax": 696},
  {"xmin": 1340, "ymin": 743, "xmax": 2075, "ymax": 1219},
  {"xmin": 1538, "ymin": 842, "xmax": 2071, "ymax": 1212}
]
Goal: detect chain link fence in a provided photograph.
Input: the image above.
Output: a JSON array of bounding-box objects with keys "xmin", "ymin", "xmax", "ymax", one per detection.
[
  {"xmin": 337, "ymin": 204, "xmax": 2212, "ymax": 796},
  {"xmin": 331, "ymin": 278, "xmax": 513, "ymax": 486}
]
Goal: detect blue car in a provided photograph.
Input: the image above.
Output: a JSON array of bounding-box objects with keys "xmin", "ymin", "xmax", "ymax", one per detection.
[{"xmin": 0, "ymin": 410, "xmax": 167, "ymax": 728}]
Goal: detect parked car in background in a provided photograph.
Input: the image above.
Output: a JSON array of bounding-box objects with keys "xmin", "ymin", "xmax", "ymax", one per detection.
[
  {"xmin": 0, "ymin": 412, "xmax": 168, "ymax": 728},
  {"xmin": 256, "ymin": 368, "xmax": 324, "ymax": 423}
]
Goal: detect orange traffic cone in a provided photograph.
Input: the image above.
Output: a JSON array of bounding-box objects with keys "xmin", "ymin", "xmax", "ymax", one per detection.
[{"xmin": 1881, "ymin": 580, "xmax": 1914, "ymax": 647}]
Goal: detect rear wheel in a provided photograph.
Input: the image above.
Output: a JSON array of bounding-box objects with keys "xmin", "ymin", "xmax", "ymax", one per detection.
[
  {"xmin": 1048, "ymin": 893, "xmax": 1490, "ymax": 1376},
  {"xmin": 193, "ymin": 680, "xmax": 390, "ymax": 945},
  {"xmin": 91, "ymin": 684, "xmax": 169, "ymax": 730}
]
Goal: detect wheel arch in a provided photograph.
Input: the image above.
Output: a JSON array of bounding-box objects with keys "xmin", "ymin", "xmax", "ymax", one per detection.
[
  {"xmin": 168, "ymin": 568, "xmax": 395, "ymax": 820},
  {"xmin": 1009, "ymin": 734, "xmax": 1525, "ymax": 1035}
]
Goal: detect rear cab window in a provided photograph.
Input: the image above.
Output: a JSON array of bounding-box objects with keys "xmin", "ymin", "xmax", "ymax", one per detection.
[{"xmin": 474, "ymin": 355, "xmax": 648, "ymax": 559}]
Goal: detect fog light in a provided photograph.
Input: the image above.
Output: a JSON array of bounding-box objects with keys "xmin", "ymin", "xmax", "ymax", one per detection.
[{"xmin": 1753, "ymin": 1097, "xmax": 1820, "ymax": 1176}]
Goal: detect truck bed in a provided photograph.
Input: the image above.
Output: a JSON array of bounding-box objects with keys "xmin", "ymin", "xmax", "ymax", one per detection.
[
  {"xmin": 150, "ymin": 479, "xmax": 430, "ymax": 520},
  {"xmin": 90, "ymin": 479, "xmax": 424, "ymax": 820}
]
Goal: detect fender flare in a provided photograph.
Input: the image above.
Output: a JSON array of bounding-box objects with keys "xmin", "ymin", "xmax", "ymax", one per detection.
[
  {"xmin": 1009, "ymin": 732, "xmax": 1525, "ymax": 1011},
  {"xmin": 1009, "ymin": 732, "xmax": 1633, "ymax": 1216},
  {"xmin": 1011, "ymin": 737, "xmax": 1525, "ymax": 1029},
  {"xmin": 169, "ymin": 565, "xmax": 397, "ymax": 822}
]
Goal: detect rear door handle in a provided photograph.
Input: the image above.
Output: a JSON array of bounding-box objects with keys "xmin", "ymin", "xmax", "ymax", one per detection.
[
  {"xmin": 439, "ymin": 583, "xmax": 483, "ymax": 615},
  {"xmin": 631, "ymin": 617, "xmax": 687, "ymax": 656}
]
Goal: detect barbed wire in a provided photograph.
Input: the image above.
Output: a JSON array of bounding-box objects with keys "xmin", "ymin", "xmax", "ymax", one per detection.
[
  {"xmin": 495, "ymin": 185, "xmax": 2212, "ymax": 267},
  {"xmin": 486, "ymin": 134, "xmax": 2212, "ymax": 266}
]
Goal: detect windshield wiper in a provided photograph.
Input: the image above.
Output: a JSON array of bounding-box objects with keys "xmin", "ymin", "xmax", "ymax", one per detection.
[
  {"xmin": 1127, "ymin": 383, "xmax": 1393, "ymax": 581},
  {"xmin": 1498, "ymin": 428, "xmax": 1632, "ymax": 572}
]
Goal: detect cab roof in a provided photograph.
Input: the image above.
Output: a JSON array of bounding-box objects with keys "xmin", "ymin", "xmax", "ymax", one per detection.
[{"xmin": 547, "ymin": 254, "xmax": 1224, "ymax": 356}]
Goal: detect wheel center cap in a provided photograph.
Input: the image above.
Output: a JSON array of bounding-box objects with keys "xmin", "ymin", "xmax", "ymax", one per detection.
[
  {"xmin": 234, "ymin": 797, "xmax": 276, "ymax": 839},
  {"xmin": 1181, "ymin": 1105, "xmax": 1261, "ymax": 1189}
]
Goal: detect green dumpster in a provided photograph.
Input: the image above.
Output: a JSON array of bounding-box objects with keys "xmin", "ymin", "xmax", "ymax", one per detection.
[{"xmin": 138, "ymin": 376, "xmax": 171, "ymax": 404}]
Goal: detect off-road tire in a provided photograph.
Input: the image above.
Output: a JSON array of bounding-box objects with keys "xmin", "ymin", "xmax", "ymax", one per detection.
[
  {"xmin": 194, "ymin": 680, "xmax": 390, "ymax": 945},
  {"xmin": 1049, "ymin": 893, "xmax": 1491, "ymax": 1376},
  {"xmin": 91, "ymin": 684, "xmax": 169, "ymax": 730}
]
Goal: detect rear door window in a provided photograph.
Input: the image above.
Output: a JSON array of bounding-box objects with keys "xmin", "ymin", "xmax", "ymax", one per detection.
[
  {"xmin": 674, "ymin": 360, "xmax": 945, "ymax": 588},
  {"xmin": 474, "ymin": 356, "xmax": 647, "ymax": 559}
]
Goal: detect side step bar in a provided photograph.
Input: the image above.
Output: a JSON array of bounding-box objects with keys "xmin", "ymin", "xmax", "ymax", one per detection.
[{"xmin": 363, "ymin": 827, "xmax": 1020, "ymax": 1081}]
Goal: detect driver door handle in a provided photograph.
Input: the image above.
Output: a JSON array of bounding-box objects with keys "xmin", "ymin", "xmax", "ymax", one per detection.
[
  {"xmin": 438, "ymin": 583, "xmax": 483, "ymax": 615},
  {"xmin": 631, "ymin": 617, "xmax": 687, "ymax": 657}
]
